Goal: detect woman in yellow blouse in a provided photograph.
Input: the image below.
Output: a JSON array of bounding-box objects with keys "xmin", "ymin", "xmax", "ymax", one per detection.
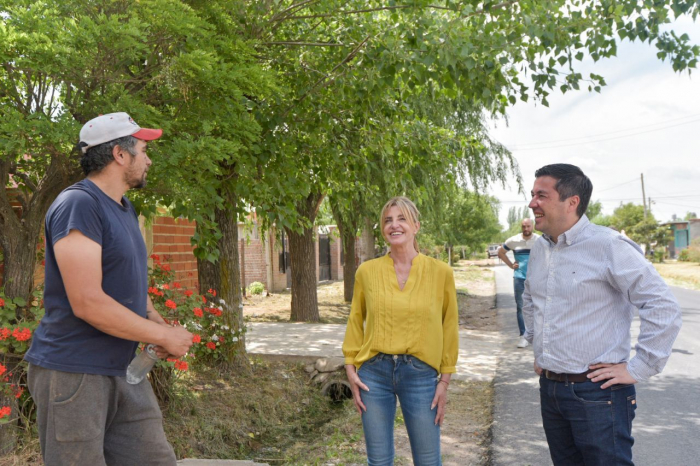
[{"xmin": 343, "ymin": 196, "xmax": 459, "ymax": 465}]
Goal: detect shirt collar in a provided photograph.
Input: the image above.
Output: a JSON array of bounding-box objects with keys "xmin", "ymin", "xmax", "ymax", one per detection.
[{"xmin": 544, "ymin": 214, "xmax": 590, "ymax": 246}]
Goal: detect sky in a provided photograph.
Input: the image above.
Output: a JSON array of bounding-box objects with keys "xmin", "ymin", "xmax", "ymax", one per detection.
[{"xmin": 488, "ymin": 16, "xmax": 700, "ymax": 230}]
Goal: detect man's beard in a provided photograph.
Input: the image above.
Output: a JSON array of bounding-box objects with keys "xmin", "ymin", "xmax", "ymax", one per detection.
[{"xmin": 125, "ymin": 168, "xmax": 147, "ymax": 189}]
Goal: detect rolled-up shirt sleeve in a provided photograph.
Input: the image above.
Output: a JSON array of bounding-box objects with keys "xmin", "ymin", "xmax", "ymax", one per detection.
[
  {"xmin": 607, "ymin": 237, "xmax": 682, "ymax": 382},
  {"xmin": 440, "ymin": 268, "xmax": 459, "ymax": 374},
  {"xmin": 342, "ymin": 270, "xmax": 366, "ymax": 367}
]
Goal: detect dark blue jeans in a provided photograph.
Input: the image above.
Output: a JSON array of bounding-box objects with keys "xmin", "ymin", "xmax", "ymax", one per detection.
[
  {"xmin": 513, "ymin": 278, "xmax": 526, "ymax": 336},
  {"xmin": 358, "ymin": 353, "xmax": 441, "ymax": 466},
  {"xmin": 539, "ymin": 375, "xmax": 637, "ymax": 466}
]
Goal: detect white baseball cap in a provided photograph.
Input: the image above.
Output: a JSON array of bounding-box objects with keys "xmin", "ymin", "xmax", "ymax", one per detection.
[{"xmin": 79, "ymin": 112, "xmax": 163, "ymax": 154}]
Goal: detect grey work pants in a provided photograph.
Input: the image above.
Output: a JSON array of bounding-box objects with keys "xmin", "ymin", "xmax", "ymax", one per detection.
[{"xmin": 27, "ymin": 364, "xmax": 177, "ymax": 466}]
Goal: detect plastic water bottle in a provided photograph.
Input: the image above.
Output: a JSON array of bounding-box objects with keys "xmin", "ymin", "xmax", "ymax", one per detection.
[{"xmin": 126, "ymin": 344, "xmax": 158, "ymax": 384}]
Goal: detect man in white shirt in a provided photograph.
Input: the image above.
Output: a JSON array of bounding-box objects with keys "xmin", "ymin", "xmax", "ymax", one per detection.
[
  {"xmin": 523, "ymin": 163, "xmax": 681, "ymax": 465},
  {"xmin": 497, "ymin": 218, "xmax": 539, "ymax": 348}
]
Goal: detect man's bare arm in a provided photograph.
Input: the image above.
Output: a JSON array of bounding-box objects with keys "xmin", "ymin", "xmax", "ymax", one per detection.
[
  {"xmin": 497, "ymin": 246, "xmax": 517, "ymax": 269},
  {"xmin": 54, "ymin": 230, "xmax": 192, "ymax": 357}
]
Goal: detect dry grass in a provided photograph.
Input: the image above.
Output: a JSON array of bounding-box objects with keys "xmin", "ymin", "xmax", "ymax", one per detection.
[
  {"xmin": 654, "ymin": 261, "xmax": 700, "ymax": 291},
  {"xmin": 163, "ymin": 359, "xmax": 363, "ymax": 464},
  {"xmin": 244, "ymin": 281, "xmax": 351, "ymax": 324}
]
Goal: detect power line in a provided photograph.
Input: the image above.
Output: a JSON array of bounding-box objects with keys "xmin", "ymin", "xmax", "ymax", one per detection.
[
  {"xmin": 503, "ymin": 113, "xmax": 700, "ymax": 147},
  {"xmin": 595, "ymin": 178, "xmax": 639, "ymax": 193},
  {"xmin": 500, "ymin": 113, "xmax": 700, "ymax": 146},
  {"xmin": 505, "ymin": 117, "xmax": 700, "ymax": 151}
]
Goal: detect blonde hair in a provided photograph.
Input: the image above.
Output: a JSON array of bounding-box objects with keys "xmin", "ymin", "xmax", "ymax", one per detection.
[{"xmin": 380, "ymin": 196, "xmax": 420, "ymax": 253}]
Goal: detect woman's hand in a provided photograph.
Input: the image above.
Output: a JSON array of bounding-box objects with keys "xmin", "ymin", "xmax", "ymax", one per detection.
[
  {"xmin": 432, "ymin": 377, "xmax": 450, "ymax": 426},
  {"xmin": 345, "ymin": 364, "xmax": 369, "ymax": 414}
]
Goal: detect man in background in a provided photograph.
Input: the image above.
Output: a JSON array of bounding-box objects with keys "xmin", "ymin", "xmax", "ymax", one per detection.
[{"xmin": 498, "ymin": 218, "xmax": 538, "ymax": 348}]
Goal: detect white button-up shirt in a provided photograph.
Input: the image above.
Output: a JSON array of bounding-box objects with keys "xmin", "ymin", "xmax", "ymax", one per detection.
[{"xmin": 523, "ymin": 215, "xmax": 682, "ymax": 382}]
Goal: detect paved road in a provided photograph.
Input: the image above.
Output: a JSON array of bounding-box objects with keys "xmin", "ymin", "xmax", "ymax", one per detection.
[{"xmin": 491, "ymin": 265, "xmax": 700, "ymax": 466}]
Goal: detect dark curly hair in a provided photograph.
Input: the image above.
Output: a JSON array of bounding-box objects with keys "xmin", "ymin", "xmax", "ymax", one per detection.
[{"xmin": 78, "ymin": 135, "xmax": 138, "ymax": 176}]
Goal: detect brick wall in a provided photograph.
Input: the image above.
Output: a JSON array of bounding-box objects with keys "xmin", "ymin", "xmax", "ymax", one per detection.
[
  {"xmin": 147, "ymin": 216, "xmax": 199, "ymax": 291},
  {"xmin": 269, "ymin": 228, "xmax": 290, "ymax": 292},
  {"xmin": 238, "ymin": 223, "xmax": 267, "ymax": 289}
]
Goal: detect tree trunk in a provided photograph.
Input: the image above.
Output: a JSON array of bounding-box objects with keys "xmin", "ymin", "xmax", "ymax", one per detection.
[
  {"xmin": 360, "ymin": 216, "xmax": 375, "ymax": 263},
  {"xmin": 340, "ymin": 227, "xmax": 358, "ymax": 302},
  {"xmin": 0, "ymin": 226, "xmax": 39, "ymax": 303},
  {"xmin": 286, "ymin": 193, "xmax": 324, "ymax": 322},
  {"xmin": 329, "ymin": 198, "xmax": 361, "ymax": 303},
  {"xmin": 196, "ymin": 202, "xmax": 249, "ymax": 371}
]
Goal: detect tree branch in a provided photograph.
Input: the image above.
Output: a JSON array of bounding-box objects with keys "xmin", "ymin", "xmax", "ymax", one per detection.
[
  {"xmin": 259, "ymin": 41, "xmax": 346, "ymax": 47},
  {"xmin": 276, "ymin": 35, "xmax": 371, "ymax": 122},
  {"xmin": 7, "ymin": 168, "xmax": 38, "ymax": 193}
]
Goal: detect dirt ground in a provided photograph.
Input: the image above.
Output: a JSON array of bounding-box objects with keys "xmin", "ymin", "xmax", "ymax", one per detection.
[
  {"xmin": 244, "ymin": 258, "xmax": 499, "ymax": 330},
  {"xmin": 654, "ymin": 260, "xmax": 700, "ymax": 290},
  {"xmin": 244, "ymin": 259, "xmax": 499, "ymax": 465}
]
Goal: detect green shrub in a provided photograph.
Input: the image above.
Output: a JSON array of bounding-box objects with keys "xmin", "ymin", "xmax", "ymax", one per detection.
[
  {"xmin": 247, "ymin": 281, "xmax": 265, "ymax": 295},
  {"xmin": 679, "ymin": 247, "xmax": 700, "ymax": 263}
]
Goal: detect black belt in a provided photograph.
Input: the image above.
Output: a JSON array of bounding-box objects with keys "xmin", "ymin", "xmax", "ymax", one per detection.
[{"xmin": 543, "ymin": 369, "xmax": 594, "ymax": 383}]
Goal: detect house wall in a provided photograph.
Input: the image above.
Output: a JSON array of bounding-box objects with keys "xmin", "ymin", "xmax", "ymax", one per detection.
[
  {"xmin": 690, "ymin": 219, "xmax": 700, "ymax": 244},
  {"xmin": 148, "ymin": 216, "xmax": 199, "ymax": 290}
]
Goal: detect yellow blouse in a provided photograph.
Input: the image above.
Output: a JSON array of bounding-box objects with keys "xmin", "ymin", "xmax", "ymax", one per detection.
[{"xmin": 342, "ymin": 253, "xmax": 459, "ymax": 373}]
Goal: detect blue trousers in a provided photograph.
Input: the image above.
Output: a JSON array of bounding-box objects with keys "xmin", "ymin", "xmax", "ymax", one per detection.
[
  {"xmin": 513, "ymin": 278, "xmax": 526, "ymax": 336},
  {"xmin": 358, "ymin": 353, "xmax": 441, "ymax": 466},
  {"xmin": 540, "ymin": 375, "xmax": 637, "ymax": 465}
]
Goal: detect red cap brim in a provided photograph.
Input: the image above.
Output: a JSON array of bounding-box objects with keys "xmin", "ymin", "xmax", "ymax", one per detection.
[{"xmin": 132, "ymin": 128, "xmax": 163, "ymax": 141}]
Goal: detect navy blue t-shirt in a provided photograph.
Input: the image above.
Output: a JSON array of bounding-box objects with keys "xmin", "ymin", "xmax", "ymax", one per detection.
[{"xmin": 25, "ymin": 179, "xmax": 148, "ymax": 376}]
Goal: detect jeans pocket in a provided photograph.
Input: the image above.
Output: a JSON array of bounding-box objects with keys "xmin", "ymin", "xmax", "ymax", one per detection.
[
  {"xmin": 570, "ymin": 382, "xmax": 612, "ymax": 405},
  {"xmin": 627, "ymin": 394, "xmax": 637, "ymax": 432},
  {"xmin": 363, "ymin": 354, "xmax": 383, "ymax": 366},
  {"xmin": 407, "ymin": 357, "xmax": 437, "ymax": 375},
  {"xmin": 52, "ymin": 373, "xmax": 103, "ymax": 442}
]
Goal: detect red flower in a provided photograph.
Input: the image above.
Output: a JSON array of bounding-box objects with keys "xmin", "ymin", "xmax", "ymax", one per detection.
[
  {"xmin": 150, "ymin": 254, "xmax": 161, "ymax": 262},
  {"xmin": 162, "ymin": 284, "xmax": 170, "ymax": 290},
  {"xmin": 174, "ymin": 360, "xmax": 188, "ymax": 371},
  {"xmin": 192, "ymin": 334, "xmax": 201, "ymax": 343},
  {"xmin": 193, "ymin": 308, "xmax": 203, "ymax": 318},
  {"xmin": 0, "ymin": 364, "xmax": 6, "ymax": 376},
  {"xmin": 201, "ymin": 296, "xmax": 207, "ymax": 303},
  {"xmin": 173, "ymin": 282, "xmax": 182, "ymax": 289},
  {"xmin": 160, "ymin": 264, "xmax": 171, "ymax": 272},
  {"xmin": 148, "ymin": 287, "xmax": 159, "ymax": 295},
  {"xmin": 184, "ymin": 290, "xmax": 193, "ymax": 297},
  {"xmin": 0, "ymin": 298, "xmax": 5, "ymax": 307},
  {"xmin": 206, "ymin": 342, "xmax": 216, "ymax": 350},
  {"xmin": 164, "ymin": 300, "xmax": 177, "ymax": 310},
  {"xmin": 208, "ymin": 289, "xmax": 217, "ymax": 297},
  {"xmin": 204, "ymin": 307, "xmax": 222, "ymax": 317},
  {"xmin": 0, "ymin": 328, "xmax": 10, "ymax": 341},
  {"xmin": 0, "ymin": 406, "xmax": 11, "ymax": 419},
  {"xmin": 12, "ymin": 328, "xmax": 32, "ymax": 342},
  {"xmin": 14, "ymin": 387, "xmax": 24, "ymax": 399}
]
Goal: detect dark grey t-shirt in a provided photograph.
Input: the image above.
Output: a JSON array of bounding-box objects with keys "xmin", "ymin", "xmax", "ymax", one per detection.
[{"xmin": 25, "ymin": 178, "xmax": 148, "ymax": 376}]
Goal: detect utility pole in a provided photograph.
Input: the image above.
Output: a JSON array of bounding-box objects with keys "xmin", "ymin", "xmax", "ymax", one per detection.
[
  {"xmin": 641, "ymin": 173, "xmax": 647, "ymax": 219},
  {"xmin": 648, "ymin": 197, "xmax": 652, "ymax": 217}
]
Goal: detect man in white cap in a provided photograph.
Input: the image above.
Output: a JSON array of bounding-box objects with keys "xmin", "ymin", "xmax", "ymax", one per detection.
[{"xmin": 25, "ymin": 112, "xmax": 193, "ymax": 465}]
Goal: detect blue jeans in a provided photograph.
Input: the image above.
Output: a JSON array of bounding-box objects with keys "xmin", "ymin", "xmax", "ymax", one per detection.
[
  {"xmin": 358, "ymin": 353, "xmax": 441, "ymax": 466},
  {"xmin": 539, "ymin": 375, "xmax": 637, "ymax": 465},
  {"xmin": 513, "ymin": 278, "xmax": 526, "ymax": 336}
]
